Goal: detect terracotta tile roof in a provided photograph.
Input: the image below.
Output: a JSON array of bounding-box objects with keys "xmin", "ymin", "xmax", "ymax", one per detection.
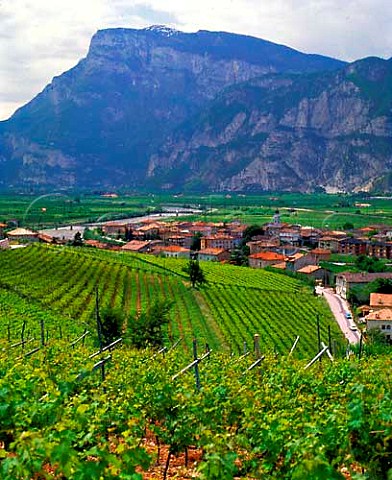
[
  {"xmin": 370, "ymin": 293, "xmax": 392, "ymax": 308},
  {"xmin": 297, "ymin": 265, "xmax": 321, "ymax": 274},
  {"xmin": 122, "ymin": 240, "xmax": 151, "ymax": 251},
  {"xmin": 287, "ymin": 253, "xmax": 304, "ymax": 261},
  {"xmin": 249, "ymin": 252, "xmax": 286, "ymax": 261},
  {"xmin": 155, "ymin": 245, "xmax": 190, "ymax": 253},
  {"xmin": 7, "ymin": 228, "xmax": 37, "ymax": 236},
  {"xmin": 366, "ymin": 308, "xmax": 392, "ymax": 321},
  {"xmin": 271, "ymin": 262, "xmax": 287, "ymax": 269},
  {"xmin": 198, "ymin": 248, "xmax": 226, "ymax": 255},
  {"xmin": 311, "ymin": 248, "xmax": 331, "ymax": 255}
]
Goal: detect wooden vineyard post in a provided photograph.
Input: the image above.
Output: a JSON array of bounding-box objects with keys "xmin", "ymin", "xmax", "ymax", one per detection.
[
  {"xmin": 21, "ymin": 320, "xmax": 26, "ymax": 351},
  {"xmin": 193, "ymin": 339, "xmax": 201, "ymax": 391},
  {"xmin": 40, "ymin": 319, "xmax": 45, "ymax": 347},
  {"xmin": 243, "ymin": 341, "xmax": 247, "ymax": 355},
  {"xmin": 171, "ymin": 340, "xmax": 211, "ymax": 389},
  {"xmin": 95, "ymin": 288, "xmax": 103, "ymax": 352},
  {"xmin": 359, "ymin": 332, "xmax": 363, "ymax": 360},
  {"xmin": 254, "ymin": 334, "xmax": 261, "ymax": 359},
  {"xmin": 316, "ymin": 315, "xmax": 321, "ymax": 362}
]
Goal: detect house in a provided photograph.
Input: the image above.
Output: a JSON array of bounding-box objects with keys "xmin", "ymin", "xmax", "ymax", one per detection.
[
  {"xmin": 335, "ymin": 272, "xmax": 392, "ymax": 299},
  {"xmin": 166, "ymin": 234, "xmax": 193, "ymax": 249},
  {"xmin": 279, "ymin": 226, "xmax": 301, "ymax": 245},
  {"xmin": 122, "ymin": 240, "xmax": 154, "ymax": 253},
  {"xmin": 318, "ymin": 236, "xmax": 346, "ymax": 253},
  {"xmin": 197, "ymin": 248, "xmax": 230, "ymax": 262},
  {"xmin": 366, "ymin": 308, "xmax": 392, "ymax": 342},
  {"xmin": 248, "ymin": 251, "xmax": 286, "ymax": 269},
  {"xmin": 153, "ymin": 245, "xmax": 190, "ymax": 259},
  {"xmin": 7, "ymin": 228, "xmax": 39, "ymax": 244},
  {"xmin": 367, "ymin": 241, "xmax": 392, "ymax": 259},
  {"xmin": 0, "ymin": 238, "xmax": 9, "ymax": 249},
  {"xmin": 134, "ymin": 222, "xmax": 161, "ymax": 239},
  {"xmin": 0, "ymin": 223, "xmax": 6, "ymax": 239},
  {"xmin": 297, "ymin": 265, "xmax": 327, "ymax": 282},
  {"xmin": 200, "ymin": 235, "xmax": 240, "ymax": 251},
  {"xmin": 308, "ymin": 248, "xmax": 331, "ymax": 264},
  {"xmin": 369, "ymin": 293, "xmax": 392, "ymax": 310},
  {"xmin": 300, "ymin": 227, "xmax": 322, "ymax": 246},
  {"xmin": 247, "ymin": 238, "xmax": 280, "ymax": 254},
  {"xmin": 102, "ymin": 222, "xmax": 130, "ymax": 237},
  {"xmin": 285, "ymin": 253, "xmax": 313, "ymax": 272},
  {"xmin": 338, "ymin": 237, "xmax": 367, "ymax": 256}
]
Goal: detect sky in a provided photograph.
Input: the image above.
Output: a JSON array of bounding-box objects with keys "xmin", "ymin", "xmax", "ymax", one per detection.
[{"xmin": 1, "ymin": 0, "xmax": 391, "ymax": 120}]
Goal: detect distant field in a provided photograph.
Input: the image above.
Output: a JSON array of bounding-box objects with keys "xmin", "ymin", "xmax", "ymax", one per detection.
[
  {"xmin": 0, "ymin": 245, "xmax": 343, "ymax": 357},
  {"xmin": 0, "ymin": 192, "xmax": 391, "ymax": 229}
]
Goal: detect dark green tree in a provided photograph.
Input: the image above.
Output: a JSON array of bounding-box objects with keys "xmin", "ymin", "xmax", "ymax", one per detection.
[
  {"xmin": 242, "ymin": 224, "xmax": 264, "ymax": 244},
  {"xmin": 190, "ymin": 232, "xmax": 203, "ymax": 251},
  {"xmin": 342, "ymin": 222, "xmax": 354, "ymax": 230},
  {"xmin": 184, "ymin": 258, "xmax": 206, "ymax": 288},
  {"xmin": 355, "ymin": 255, "xmax": 386, "ymax": 273},
  {"xmin": 367, "ymin": 278, "xmax": 392, "ymax": 294},
  {"xmin": 230, "ymin": 245, "xmax": 249, "ymax": 266},
  {"xmin": 127, "ymin": 300, "xmax": 172, "ymax": 349},
  {"xmin": 71, "ymin": 231, "xmax": 83, "ymax": 246},
  {"xmin": 100, "ymin": 306, "xmax": 124, "ymax": 346}
]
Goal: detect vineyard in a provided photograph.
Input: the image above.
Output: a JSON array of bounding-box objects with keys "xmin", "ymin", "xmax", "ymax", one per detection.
[
  {"xmin": 0, "ymin": 245, "xmax": 342, "ymax": 356},
  {"xmin": 0, "ymin": 245, "xmax": 391, "ymax": 479},
  {"xmin": 0, "ymin": 343, "xmax": 390, "ymax": 479}
]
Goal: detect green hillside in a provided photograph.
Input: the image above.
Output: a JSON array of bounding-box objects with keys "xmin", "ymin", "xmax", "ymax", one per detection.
[{"xmin": 0, "ymin": 245, "xmax": 342, "ymax": 356}]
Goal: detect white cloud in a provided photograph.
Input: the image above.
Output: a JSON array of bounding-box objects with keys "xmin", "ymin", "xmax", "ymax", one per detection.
[{"xmin": 0, "ymin": 0, "xmax": 391, "ymax": 120}]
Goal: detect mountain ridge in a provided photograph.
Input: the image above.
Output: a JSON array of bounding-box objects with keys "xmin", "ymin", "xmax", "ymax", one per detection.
[{"xmin": 0, "ymin": 26, "xmax": 391, "ymax": 192}]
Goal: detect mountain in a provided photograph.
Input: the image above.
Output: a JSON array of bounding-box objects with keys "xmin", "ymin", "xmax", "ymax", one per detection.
[
  {"xmin": 148, "ymin": 56, "xmax": 392, "ymax": 192},
  {"xmin": 1, "ymin": 26, "xmax": 390, "ymax": 192}
]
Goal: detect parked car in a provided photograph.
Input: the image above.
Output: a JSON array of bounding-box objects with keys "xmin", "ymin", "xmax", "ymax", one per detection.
[{"xmin": 345, "ymin": 312, "xmax": 352, "ymax": 319}]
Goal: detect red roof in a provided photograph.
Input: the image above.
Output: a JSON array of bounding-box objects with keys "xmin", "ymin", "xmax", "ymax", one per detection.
[
  {"xmin": 198, "ymin": 248, "xmax": 226, "ymax": 255},
  {"xmin": 311, "ymin": 248, "xmax": 331, "ymax": 255},
  {"xmin": 249, "ymin": 252, "xmax": 286, "ymax": 261}
]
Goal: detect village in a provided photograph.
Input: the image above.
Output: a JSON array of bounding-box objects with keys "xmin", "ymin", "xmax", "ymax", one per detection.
[{"xmin": 1, "ymin": 210, "xmax": 392, "ymax": 343}]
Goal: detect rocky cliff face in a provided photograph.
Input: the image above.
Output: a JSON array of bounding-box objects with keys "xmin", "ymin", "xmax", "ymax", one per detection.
[
  {"xmin": 147, "ymin": 58, "xmax": 392, "ymax": 192},
  {"xmin": 1, "ymin": 26, "xmax": 391, "ymax": 192}
]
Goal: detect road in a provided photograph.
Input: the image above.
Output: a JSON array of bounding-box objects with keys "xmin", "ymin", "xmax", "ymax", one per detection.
[{"xmin": 317, "ymin": 287, "xmax": 360, "ymax": 344}]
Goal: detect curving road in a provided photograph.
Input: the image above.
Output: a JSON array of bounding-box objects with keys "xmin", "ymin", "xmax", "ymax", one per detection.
[{"xmin": 316, "ymin": 287, "xmax": 360, "ymax": 344}]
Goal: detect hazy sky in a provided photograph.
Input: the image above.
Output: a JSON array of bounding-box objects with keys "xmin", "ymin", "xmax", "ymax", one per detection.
[{"xmin": 1, "ymin": 0, "xmax": 391, "ymax": 120}]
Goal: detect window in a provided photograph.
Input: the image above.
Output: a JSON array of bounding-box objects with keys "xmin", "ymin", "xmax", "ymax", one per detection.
[
  {"xmin": 381, "ymin": 325, "xmax": 386, "ymax": 330},
  {"xmin": 387, "ymin": 325, "xmax": 391, "ymax": 330}
]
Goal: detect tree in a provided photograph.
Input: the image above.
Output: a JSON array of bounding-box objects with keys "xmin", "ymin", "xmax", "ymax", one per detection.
[
  {"xmin": 190, "ymin": 232, "xmax": 202, "ymax": 251},
  {"xmin": 230, "ymin": 245, "xmax": 249, "ymax": 266},
  {"xmin": 184, "ymin": 258, "xmax": 206, "ymax": 288},
  {"xmin": 127, "ymin": 300, "xmax": 172, "ymax": 349},
  {"xmin": 100, "ymin": 306, "xmax": 124, "ymax": 346},
  {"xmin": 355, "ymin": 255, "xmax": 386, "ymax": 273},
  {"xmin": 342, "ymin": 222, "xmax": 354, "ymax": 230},
  {"xmin": 367, "ymin": 278, "xmax": 392, "ymax": 294},
  {"xmin": 71, "ymin": 231, "xmax": 83, "ymax": 246},
  {"xmin": 242, "ymin": 224, "xmax": 264, "ymax": 244}
]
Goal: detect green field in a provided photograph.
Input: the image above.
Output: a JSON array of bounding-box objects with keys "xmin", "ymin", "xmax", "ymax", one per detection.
[
  {"xmin": 0, "ymin": 244, "xmax": 342, "ymax": 357},
  {"xmin": 0, "ymin": 192, "xmax": 391, "ymax": 229}
]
